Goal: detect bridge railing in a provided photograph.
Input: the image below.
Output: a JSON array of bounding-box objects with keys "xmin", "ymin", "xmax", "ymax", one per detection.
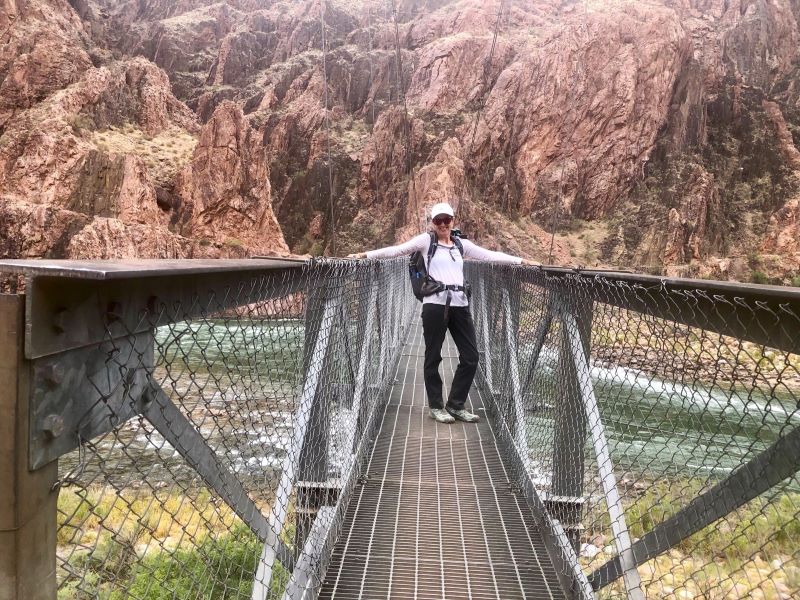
[
  {"xmin": 467, "ymin": 263, "xmax": 800, "ymax": 600},
  {"xmin": 4, "ymin": 257, "xmax": 798, "ymax": 600},
  {"xmin": 0, "ymin": 258, "xmax": 414, "ymax": 600}
]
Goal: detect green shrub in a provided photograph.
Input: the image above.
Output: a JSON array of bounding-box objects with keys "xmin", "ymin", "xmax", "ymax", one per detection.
[
  {"xmin": 116, "ymin": 525, "xmax": 262, "ymax": 600},
  {"xmin": 58, "ymin": 524, "xmax": 277, "ymax": 600},
  {"xmin": 751, "ymin": 271, "xmax": 769, "ymax": 285},
  {"xmin": 67, "ymin": 113, "xmax": 96, "ymax": 134},
  {"xmin": 620, "ymin": 479, "xmax": 800, "ymax": 562},
  {"xmin": 791, "ymin": 276, "xmax": 800, "ymax": 288}
]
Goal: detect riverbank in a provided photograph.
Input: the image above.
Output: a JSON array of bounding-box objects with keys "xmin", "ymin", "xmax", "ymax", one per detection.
[
  {"xmin": 56, "ymin": 486, "xmax": 290, "ymax": 599},
  {"xmin": 591, "ymin": 316, "xmax": 800, "ymax": 393},
  {"xmin": 580, "ymin": 479, "xmax": 800, "ymax": 599}
]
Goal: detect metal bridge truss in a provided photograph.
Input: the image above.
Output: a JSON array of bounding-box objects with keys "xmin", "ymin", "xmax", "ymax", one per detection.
[{"xmin": 0, "ymin": 258, "xmax": 798, "ymax": 599}]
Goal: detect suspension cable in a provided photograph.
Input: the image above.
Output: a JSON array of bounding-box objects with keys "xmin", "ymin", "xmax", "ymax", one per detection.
[
  {"xmin": 388, "ymin": 0, "xmax": 421, "ymax": 229},
  {"xmin": 320, "ymin": 0, "xmax": 336, "ymax": 255},
  {"xmin": 367, "ymin": 5, "xmax": 377, "ymax": 128},
  {"xmin": 501, "ymin": 107, "xmax": 518, "ymax": 213},
  {"xmin": 466, "ymin": 0, "xmax": 505, "ymax": 156},
  {"xmin": 547, "ymin": 64, "xmax": 580, "ymax": 266},
  {"xmin": 547, "ymin": 0, "xmax": 589, "ymax": 265},
  {"xmin": 366, "ymin": 3, "xmax": 384, "ymax": 214},
  {"xmin": 459, "ymin": 0, "xmax": 505, "ymax": 231}
]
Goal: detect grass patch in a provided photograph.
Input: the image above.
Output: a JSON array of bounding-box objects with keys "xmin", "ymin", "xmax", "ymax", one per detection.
[
  {"xmin": 57, "ymin": 476, "xmax": 295, "ymax": 600},
  {"xmin": 57, "ymin": 523, "xmax": 277, "ymax": 600},
  {"xmin": 225, "ymin": 237, "xmax": 245, "ymax": 248},
  {"xmin": 332, "ymin": 116, "xmax": 370, "ymax": 156},
  {"xmin": 57, "ymin": 485, "xmax": 296, "ymax": 599},
  {"xmin": 751, "ymin": 270, "xmax": 770, "ymax": 284},
  {"xmin": 583, "ymin": 478, "xmax": 800, "ymax": 598},
  {"xmin": 91, "ymin": 124, "xmax": 197, "ymax": 185},
  {"xmin": 620, "ymin": 480, "xmax": 800, "ymax": 561},
  {"xmin": 67, "ymin": 113, "xmax": 97, "ymax": 134},
  {"xmin": 548, "ymin": 218, "xmax": 611, "ymax": 267},
  {"xmin": 57, "ymin": 486, "xmax": 241, "ymax": 550}
]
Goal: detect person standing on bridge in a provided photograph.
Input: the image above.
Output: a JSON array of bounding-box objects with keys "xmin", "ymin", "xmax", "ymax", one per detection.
[{"xmin": 347, "ymin": 202, "xmax": 537, "ymax": 424}]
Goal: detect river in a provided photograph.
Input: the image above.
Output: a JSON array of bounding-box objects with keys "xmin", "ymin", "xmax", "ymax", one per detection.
[
  {"xmin": 60, "ymin": 322, "xmax": 800, "ymax": 494},
  {"xmin": 521, "ymin": 342, "xmax": 800, "ymax": 490}
]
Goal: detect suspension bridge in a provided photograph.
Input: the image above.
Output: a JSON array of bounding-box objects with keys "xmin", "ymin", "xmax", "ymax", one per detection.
[{"xmin": 0, "ymin": 257, "xmax": 798, "ymax": 600}]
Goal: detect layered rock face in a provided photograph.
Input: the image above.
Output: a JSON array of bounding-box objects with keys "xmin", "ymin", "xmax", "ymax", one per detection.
[
  {"xmin": 0, "ymin": 0, "xmax": 288, "ymax": 258},
  {"xmin": 176, "ymin": 100, "xmax": 288, "ymax": 254},
  {"xmin": 1, "ymin": 0, "xmax": 798, "ymax": 281}
]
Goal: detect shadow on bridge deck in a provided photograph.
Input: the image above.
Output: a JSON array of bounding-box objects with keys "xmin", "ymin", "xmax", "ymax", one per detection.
[{"xmin": 320, "ymin": 321, "xmax": 562, "ymax": 599}]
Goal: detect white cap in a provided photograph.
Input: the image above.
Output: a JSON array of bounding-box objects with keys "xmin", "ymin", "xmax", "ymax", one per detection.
[{"xmin": 430, "ymin": 202, "xmax": 455, "ymax": 219}]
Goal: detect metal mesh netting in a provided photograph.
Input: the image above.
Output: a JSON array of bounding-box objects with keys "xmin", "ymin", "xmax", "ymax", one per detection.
[
  {"xmin": 468, "ymin": 263, "xmax": 800, "ymax": 599},
  {"xmin": 5, "ymin": 257, "xmax": 799, "ymax": 600},
  {"xmin": 50, "ymin": 259, "xmax": 414, "ymax": 599}
]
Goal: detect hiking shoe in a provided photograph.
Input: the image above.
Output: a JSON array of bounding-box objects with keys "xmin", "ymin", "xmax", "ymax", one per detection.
[
  {"xmin": 429, "ymin": 408, "xmax": 455, "ymax": 424},
  {"xmin": 446, "ymin": 407, "xmax": 480, "ymax": 423}
]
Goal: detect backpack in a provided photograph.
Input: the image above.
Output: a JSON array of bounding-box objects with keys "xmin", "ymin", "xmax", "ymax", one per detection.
[{"xmin": 409, "ymin": 232, "xmax": 465, "ymax": 301}]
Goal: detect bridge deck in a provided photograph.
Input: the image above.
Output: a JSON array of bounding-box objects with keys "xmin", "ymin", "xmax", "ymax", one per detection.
[{"xmin": 319, "ymin": 322, "xmax": 562, "ymax": 599}]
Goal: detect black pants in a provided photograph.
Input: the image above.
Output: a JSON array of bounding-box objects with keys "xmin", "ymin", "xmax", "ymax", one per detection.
[{"xmin": 421, "ymin": 304, "xmax": 479, "ymax": 411}]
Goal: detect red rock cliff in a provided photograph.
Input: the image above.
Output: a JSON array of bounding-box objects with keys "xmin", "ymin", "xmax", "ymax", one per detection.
[{"xmin": 1, "ymin": 0, "xmax": 798, "ymax": 281}]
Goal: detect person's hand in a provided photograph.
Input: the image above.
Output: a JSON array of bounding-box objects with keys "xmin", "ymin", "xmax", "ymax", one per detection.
[
  {"xmin": 346, "ymin": 252, "xmax": 366, "ymax": 259},
  {"xmin": 522, "ymin": 259, "xmax": 541, "ymax": 267}
]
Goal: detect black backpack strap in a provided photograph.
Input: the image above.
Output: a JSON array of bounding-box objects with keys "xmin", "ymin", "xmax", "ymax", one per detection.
[
  {"xmin": 426, "ymin": 231, "xmax": 438, "ymax": 269},
  {"xmin": 452, "ymin": 235, "xmax": 464, "ymax": 257}
]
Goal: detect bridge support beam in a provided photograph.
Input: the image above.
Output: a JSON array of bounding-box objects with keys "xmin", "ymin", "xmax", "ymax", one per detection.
[
  {"xmin": 347, "ymin": 283, "xmax": 378, "ymax": 471},
  {"xmin": 253, "ymin": 282, "xmax": 342, "ymax": 599},
  {"xmin": 501, "ymin": 287, "xmax": 527, "ymax": 460},
  {"xmin": 562, "ymin": 310, "xmax": 644, "ymax": 600},
  {"xmin": 0, "ymin": 295, "xmax": 58, "ymax": 600},
  {"xmin": 551, "ymin": 296, "xmax": 591, "ymax": 553},
  {"xmin": 476, "ymin": 277, "xmax": 495, "ymax": 395},
  {"xmin": 295, "ymin": 279, "xmax": 342, "ymax": 552}
]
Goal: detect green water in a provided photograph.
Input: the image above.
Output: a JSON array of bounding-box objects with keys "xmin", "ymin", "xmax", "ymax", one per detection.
[
  {"xmin": 155, "ymin": 319, "xmax": 305, "ymax": 383},
  {"xmin": 155, "ymin": 321, "xmax": 799, "ymax": 484},
  {"xmin": 65, "ymin": 320, "xmax": 799, "ymax": 489},
  {"xmin": 523, "ymin": 344, "xmax": 800, "ymax": 484}
]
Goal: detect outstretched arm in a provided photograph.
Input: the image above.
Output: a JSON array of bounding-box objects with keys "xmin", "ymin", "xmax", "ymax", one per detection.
[
  {"xmin": 461, "ymin": 239, "xmax": 539, "ymax": 265},
  {"xmin": 347, "ymin": 233, "xmax": 430, "ymax": 259}
]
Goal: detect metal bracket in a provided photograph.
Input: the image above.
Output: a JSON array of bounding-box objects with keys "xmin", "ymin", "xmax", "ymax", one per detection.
[
  {"xmin": 29, "ymin": 331, "xmax": 154, "ymax": 469},
  {"xmin": 25, "ymin": 265, "xmax": 307, "ymax": 469},
  {"xmin": 24, "ymin": 267, "xmax": 306, "ymax": 359}
]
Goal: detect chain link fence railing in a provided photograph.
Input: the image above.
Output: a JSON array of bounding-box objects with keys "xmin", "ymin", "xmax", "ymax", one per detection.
[
  {"xmin": 4, "ymin": 257, "xmax": 799, "ymax": 600},
  {"xmin": 468, "ymin": 263, "xmax": 800, "ymax": 600},
  {"xmin": 2, "ymin": 258, "xmax": 413, "ymax": 600}
]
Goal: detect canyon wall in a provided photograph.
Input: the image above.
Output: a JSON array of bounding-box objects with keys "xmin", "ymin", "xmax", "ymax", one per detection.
[{"xmin": 1, "ymin": 0, "xmax": 798, "ymax": 280}]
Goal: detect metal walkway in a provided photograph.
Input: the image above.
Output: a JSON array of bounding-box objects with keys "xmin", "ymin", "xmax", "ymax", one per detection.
[{"xmin": 319, "ymin": 322, "xmax": 562, "ymax": 599}]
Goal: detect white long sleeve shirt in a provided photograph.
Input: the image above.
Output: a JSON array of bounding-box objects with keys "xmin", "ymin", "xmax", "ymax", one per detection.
[{"xmin": 366, "ymin": 232, "xmax": 522, "ymax": 306}]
